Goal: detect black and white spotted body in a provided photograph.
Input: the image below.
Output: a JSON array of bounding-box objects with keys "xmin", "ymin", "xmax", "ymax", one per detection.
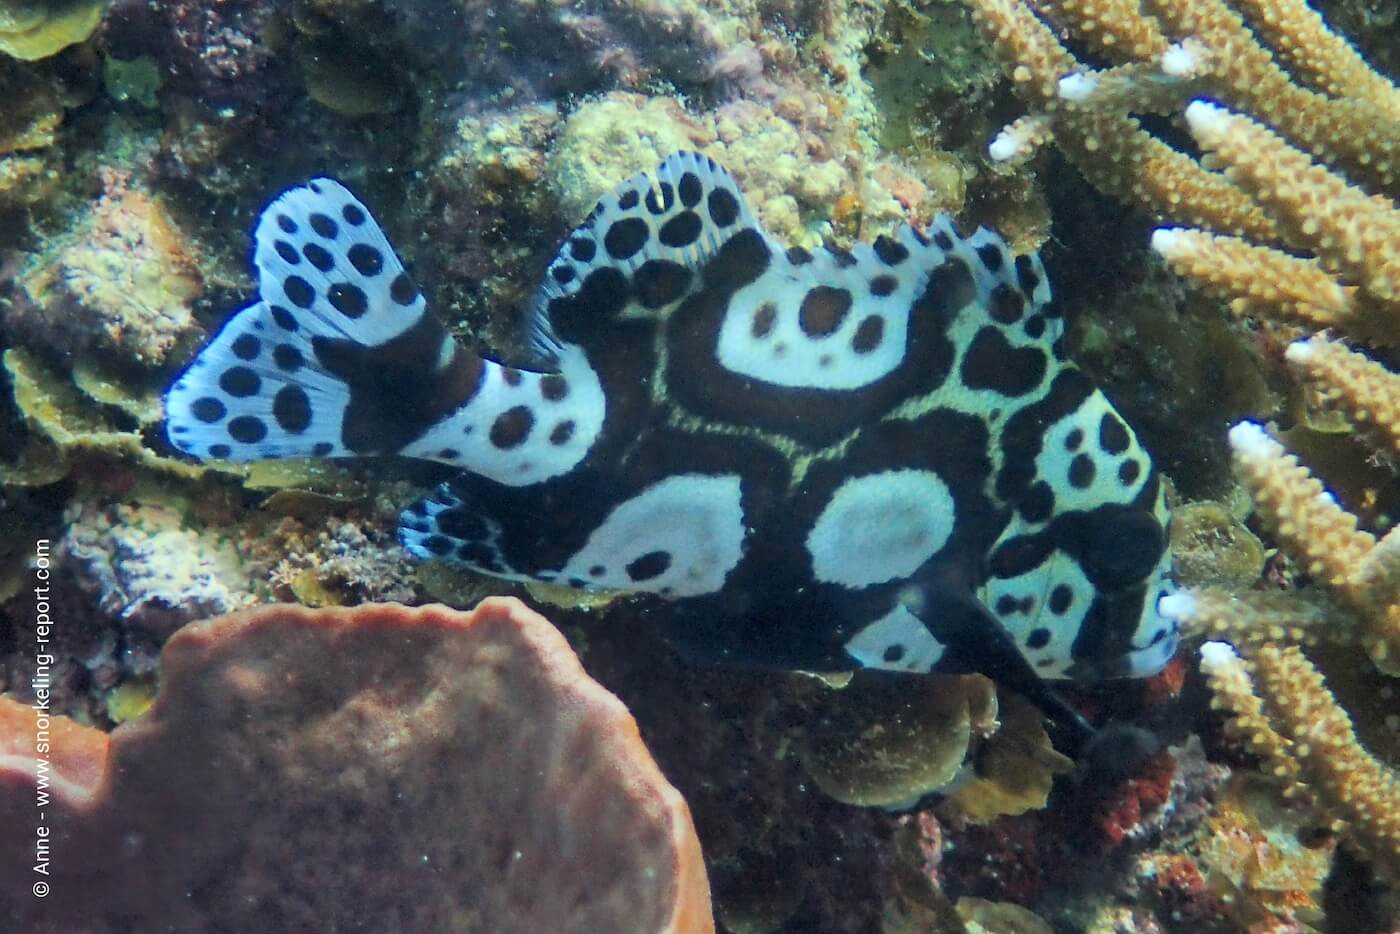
[{"xmin": 165, "ymin": 153, "xmax": 1177, "ymax": 737}]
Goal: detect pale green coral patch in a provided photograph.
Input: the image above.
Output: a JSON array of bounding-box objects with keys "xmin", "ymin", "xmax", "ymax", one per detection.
[{"xmin": 103, "ymin": 56, "xmax": 162, "ymax": 110}]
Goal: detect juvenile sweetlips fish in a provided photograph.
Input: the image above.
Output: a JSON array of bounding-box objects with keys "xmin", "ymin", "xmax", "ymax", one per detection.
[{"xmin": 164, "ymin": 153, "xmax": 1177, "ymax": 743}]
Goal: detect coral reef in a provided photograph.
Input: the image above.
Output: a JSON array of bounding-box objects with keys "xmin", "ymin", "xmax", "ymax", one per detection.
[
  {"xmin": 1, "ymin": 0, "xmax": 1398, "ymax": 927},
  {"xmin": 10, "ymin": 166, "xmax": 203, "ymax": 367},
  {"xmin": 100, "ymin": 0, "xmax": 289, "ymax": 110},
  {"xmin": 1201, "ymin": 640, "xmax": 1400, "ymax": 885},
  {"xmin": 60, "ymin": 496, "xmax": 255, "ymax": 673},
  {"xmin": 0, "ymin": 598, "xmax": 712, "ymax": 933}
]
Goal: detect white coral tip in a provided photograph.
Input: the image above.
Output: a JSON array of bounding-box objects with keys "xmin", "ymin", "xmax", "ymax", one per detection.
[
  {"xmin": 988, "ymin": 130, "xmax": 1024, "ymax": 163},
  {"xmin": 1161, "ymin": 39, "xmax": 1205, "ymax": 78},
  {"xmin": 1150, "ymin": 227, "xmax": 1190, "ymax": 257},
  {"xmin": 1227, "ymin": 421, "xmax": 1275, "ymax": 458},
  {"xmin": 1156, "ymin": 591, "xmax": 1197, "ymax": 623},
  {"xmin": 1057, "ymin": 72, "xmax": 1097, "ymax": 102},
  {"xmin": 1198, "ymin": 640, "xmax": 1240, "ymax": 674},
  {"xmin": 1284, "ymin": 336, "xmax": 1319, "ymax": 365},
  {"xmin": 1183, "ymin": 99, "xmax": 1231, "ymax": 141}
]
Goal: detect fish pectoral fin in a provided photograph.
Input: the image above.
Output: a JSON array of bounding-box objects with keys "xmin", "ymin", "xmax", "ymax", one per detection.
[
  {"xmin": 907, "ymin": 585, "xmax": 1096, "ymax": 757},
  {"xmin": 399, "ymin": 480, "xmax": 530, "ymax": 580}
]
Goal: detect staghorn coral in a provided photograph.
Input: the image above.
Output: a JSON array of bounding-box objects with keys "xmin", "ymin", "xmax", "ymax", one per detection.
[
  {"xmin": 962, "ymin": 0, "xmax": 1400, "ymax": 900},
  {"xmin": 1162, "ymin": 422, "xmax": 1400, "ymax": 887},
  {"xmin": 960, "ymin": 0, "xmax": 1400, "ymax": 345},
  {"xmin": 1168, "ymin": 421, "xmax": 1400, "ymax": 677},
  {"xmin": 1286, "ymin": 331, "xmax": 1400, "ymax": 459},
  {"xmin": 0, "ymin": 598, "xmax": 712, "ymax": 933},
  {"xmin": 1200, "ymin": 640, "xmax": 1400, "ymax": 886},
  {"xmin": 964, "ymin": 0, "xmax": 1400, "ymax": 232}
]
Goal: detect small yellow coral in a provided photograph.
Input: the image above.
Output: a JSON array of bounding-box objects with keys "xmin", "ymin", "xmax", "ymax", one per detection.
[{"xmin": 0, "ymin": 0, "xmax": 102, "ymax": 61}]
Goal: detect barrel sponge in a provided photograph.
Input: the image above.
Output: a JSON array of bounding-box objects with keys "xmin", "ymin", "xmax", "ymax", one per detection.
[{"xmin": 0, "ymin": 597, "xmax": 713, "ymax": 933}]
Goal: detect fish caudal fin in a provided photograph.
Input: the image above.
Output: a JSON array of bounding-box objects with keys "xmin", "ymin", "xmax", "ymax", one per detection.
[
  {"xmin": 164, "ymin": 178, "xmax": 460, "ymax": 461},
  {"xmin": 165, "ymin": 299, "xmax": 357, "ymax": 460},
  {"xmin": 166, "ymin": 178, "xmax": 593, "ymax": 473}
]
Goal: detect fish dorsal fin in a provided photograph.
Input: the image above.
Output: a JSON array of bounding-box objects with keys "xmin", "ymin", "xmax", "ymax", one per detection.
[{"xmin": 525, "ymin": 151, "xmax": 758, "ymax": 363}]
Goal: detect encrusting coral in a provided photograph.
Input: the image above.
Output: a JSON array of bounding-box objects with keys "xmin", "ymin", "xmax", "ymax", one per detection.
[
  {"xmin": 0, "ymin": 597, "xmax": 712, "ymax": 934},
  {"xmin": 10, "ymin": 166, "xmax": 204, "ymax": 367}
]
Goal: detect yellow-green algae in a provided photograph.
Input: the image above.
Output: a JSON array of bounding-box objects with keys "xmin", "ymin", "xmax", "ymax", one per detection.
[
  {"xmin": 3, "ymin": 348, "xmax": 380, "ymax": 497},
  {"xmin": 946, "ymin": 693, "xmax": 1072, "ymax": 822},
  {"xmin": 1169, "ymin": 499, "xmax": 1266, "ymax": 591},
  {"xmin": 0, "ymin": 56, "xmax": 61, "ymax": 204},
  {"xmin": 0, "ymin": 56, "xmax": 61, "ymax": 151},
  {"xmin": 0, "ymin": 0, "xmax": 101, "ymax": 61},
  {"xmin": 104, "ymin": 677, "xmax": 156, "ymax": 724},
  {"xmin": 796, "ymin": 672, "xmax": 995, "ymax": 807},
  {"xmin": 4, "ymin": 347, "xmax": 210, "ymax": 481}
]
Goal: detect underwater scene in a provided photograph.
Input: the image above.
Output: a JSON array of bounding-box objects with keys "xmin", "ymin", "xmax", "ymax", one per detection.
[{"xmin": 1, "ymin": 0, "xmax": 1400, "ymax": 931}]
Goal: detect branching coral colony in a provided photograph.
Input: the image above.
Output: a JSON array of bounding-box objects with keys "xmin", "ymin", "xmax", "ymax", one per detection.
[{"xmin": 961, "ymin": 0, "xmax": 1400, "ymax": 883}]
